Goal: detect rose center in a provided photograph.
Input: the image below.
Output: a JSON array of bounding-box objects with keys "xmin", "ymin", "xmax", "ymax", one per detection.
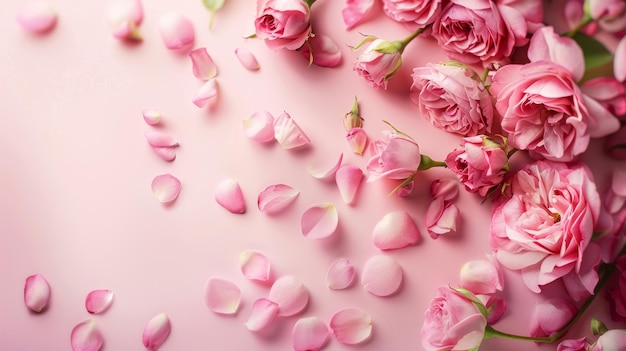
[{"xmin": 551, "ymin": 212, "xmax": 561, "ymax": 223}]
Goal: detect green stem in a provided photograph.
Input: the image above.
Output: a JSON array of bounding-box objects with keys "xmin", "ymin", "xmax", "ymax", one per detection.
[
  {"xmin": 303, "ymin": 0, "xmax": 316, "ymax": 8},
  {"xmin": 484, "ymin": 326, "xmax": 552, "ymax": 342},
  {"xmin": 397, "ymin": 24, "xmax": 431, "ymax": 53},
  {"xmin": 480, "ymin": 67, "xmax": 490, "ymax": 84},
  {"xmin": 418, "ymin": 155, "xmax": 447, "ymax": 170},
  {"xmin": 566, "ymin": 13, "xmax": 593, "ymax": 37}
]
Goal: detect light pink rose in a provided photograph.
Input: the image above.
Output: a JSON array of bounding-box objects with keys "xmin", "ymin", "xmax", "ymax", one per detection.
[
  {"xmin": 421, "ymin": 287, "xmax": 487, "ymax": 351},
  {"xmin": 254, "ymin": 0, "xmax": 311, "ymax": 50},
  {"xmin": 529, "ymin": 297, "xmax": 577, "ymax": 338},
  {"xmin": 588, "ymin": 0, "xmax": 626, "ymax": 33},
  {"xmin": 381, "ymin": 0, "xmax": 443, "ymax": 27},
  {"xmin": 490, "ymin": 160, "xmax": 601, "ymax": 293},
  {"xmin": 557, "ymin": 338, "xmax": 590, "ymax": 351},
  {"xmin": 562, "ymin": 242, "xmax": 601, "ymax": 301},
  {"xmin": 366, "ymin": 131, "xmax": 421, "ymax": 182},
  {"xmin": 410, "ymin": 63, "xmax": 494, "ymax": 136},
  {"xmin": 353, "ymin": 39, "xmax": 403, "ymax": 89},
  {"xmin": 591, "ymin": 330, "xmax": 626, "ymax": 351},
  {"xmin": 606, "ymin": 256, "xmax": 626, "ymax": 322}
]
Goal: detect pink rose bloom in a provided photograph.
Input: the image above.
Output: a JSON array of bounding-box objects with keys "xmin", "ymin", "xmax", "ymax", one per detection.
[
  {"xmin": 581, "ymin": 77, "xmax": 626, "ymax": 120},
  {"xmin": 529, "ymin": 297, "xmax": 577, "ymax": 338},
  {"xmin": 381, "ymin": 0, "xmax": 443, "ymax": 27},
  {"xmin": 490, "ymin": 160, "xmax": 601, "ymax": 293},
  {"xmin": 254, "ymin": 0, "xmax": 311, "ymax": 50},
  {"xmin": 588, "ymin": 0, "xmax": 626, "ymax": 33},
  {"xmin": 445, "ymin": 135, "xmax": 509, "ymax": 197},
  {"xmin": 558, "ymin": 338, "xmax": 590, "ymax": 351},
  {"xmin": 591, "ymin": 330, "xmax": 626, "ymax": 351},
  {"xmin": 366, "ymin": 131, "xmax": 421, "ymax": 182},
  {"xmin": 354, "ymin": 39, "xmax": 403, "ymax": 89},
  {"xmin": 606, "ymin": 256, "xmax": 626, "ymax": 322},
  {"xmin": 421, "ymin": 287, "xmax": 487, "ymax": 351},
  {"xmin": 410, "ymin": 63, "xmax": 494, "ymax": 136}
]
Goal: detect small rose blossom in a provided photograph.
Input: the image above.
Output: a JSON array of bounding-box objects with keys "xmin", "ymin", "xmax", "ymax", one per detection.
[
  {"xmin": 353, "ymin": 39, "xmax": 403, "ymax": 89},
  {"xmin": 591, "ymin": 330, "xmax": 626, "ymax": 351},
  {"xmin": 557, "ymin": 338, "xmax": 590, "ymax": 351},
  {"xmin": 366, "ymin": 131, "xmax": 421, "ymax": 182},
  {"xmin": 254, "ymin": 0, "xmax": 311, "ymax": 50},
  {"xmin": 381, "ymin": 0, "xmax": 443, "ymax": 27},
  {"xmin": 530, "ymin": 297, "xmax": 577, "ymax": 338}
]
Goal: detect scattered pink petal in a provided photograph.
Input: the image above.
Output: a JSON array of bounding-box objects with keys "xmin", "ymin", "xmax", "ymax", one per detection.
[
  {"xmin": 158, "ymin": 12, "xmax": 195, "ymax": 50},
  {"xmin": 268, "ymin": 276, "xmax": 309, "ymax": 317},
  {"xmin": 107, "ymin": 0, "xmax": 143, "ymax": 41},
  {"xmin": 189, "ymin": 48, "xmax": 217, "ymax": 80},
  {"xmin": 300, "ymin": 34, "xmax": 342, "ymax": 68},
  {"xmin": 372, "ymin": 211, "xmax": 421, "ymax": 250},
  {"xmin": 240, "ymin": 250, "xmax": 271, "ymax": 282},
  {"xmin": 329, "ymin": 308, "xmax": 372, "ymax": 345},
  {"xmin": 430, "ymin": 178, "xmax": 459, "ymax": 201},
  {"xmin": 152, "ymin": 147, "xmax": 177, "ymax": 162},
  {"xmin": 235, "ymin": 48, "xmax": 260, "ymax": 70},
  {"xmin": 425, "ymin": 197, "xmax": 459, "ymax": 238},
  {"xmin": 308, "ymin": 153, "xmax": 344, "ymax": 180},
  {"xmin": 192, "ymin": 78, "xmax": 218, "ymax": 108},
  {"xmin": 361, "ymin": 255, "xmax": 403, "ymax": 297},
  {"xmin": 459, "ymin": 258, "xmax": 503, "ymax": 295},
  {"xmin": 615, "ymin": 36, "xmax": 626, "ymax": 82},
  {"xmin": 301, "ymin": 203, "xmax": 339, "ymax": 239},
  {"xmin": 142, "ymin": 109, "xmax": 161, "ymax": 126},
  {"xmin": 24, "ymin": 273, "xmax": 50, "ymax": 312},
  {"xmin": 273, "ymin": 111, "xmax": 311, "ymax": 150},
  {"xmin": 142, "ymin": 313, "xmax": 171, "ymax": 351},
  {"xmin": 341, "ymin": 0, "xmax": 375, "ymax": 30},
  {"xmin": 215, "ymin": 178, "xmax": 246, "ymax": 214},
  {"xmin": 151, "ymin": 174, "xmax": 181, "ymax": 203},
  {"xmin": 145, "ymin": 130, "xmax": 177, "ymax": 147},
  {"xmin": 245, "ymin": 298, "xmax": 279, "ymax": 332},
  {"xmin": 71, "ymin": 319, "xmax": 103, "ymax": 351},
  {"xmin": 85, "ymin": 289, "xmax": 114, "ymax": 314},
  {"xmin": 346, "ymin": 128, "xmax": 368, "ymax": 155},
  {"xmin": 17, "ymin": 1, "xmax": 58, "ymax": 34},
  {"xmin": 335, "ymin": 165, "xmax": 364, "ymax": 205},
  {"xmin": 257, "ymin": 184, "xmax": 300, "ymax": 214},
  {"xmin": 396, "ymin": 180, "xmax": 414, "ymax": 197},
  {"xmin": 204, "ymin": 277, "xmax": 242, "ymax": 314},
  {"xmin": 243, "ymin": 111, "xmax": 275, "ymax": 142},
  {"xmin": 326, "ymin": 258, "xmax": 356, "ymax": 290},
  {"xmin": 292, "ymin": 316, "xmax": 330, "ymax": 351}
]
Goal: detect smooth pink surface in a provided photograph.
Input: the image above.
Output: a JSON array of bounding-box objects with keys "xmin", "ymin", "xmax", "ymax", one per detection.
[{"xmin": 0, "ymin": 1, "xmax": 619, "ymax": 351}]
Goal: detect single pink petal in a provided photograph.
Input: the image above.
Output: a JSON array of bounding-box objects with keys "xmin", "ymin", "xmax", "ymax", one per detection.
[
  {"xmin": 361, "ymin": 255, "xmax": 402, "ymax": 297},
  {"xmin": 257, "ymin": 184, "xmax": 300, "ymax": 214},
  {"xmin": 71, "ymin": 319, "xmax": 103, "ymax": 351},
  {"xmin": 301, "ymin": 203, "xmax": 339, "ymax": 239},
  {"xmin": 158, "ymin": 12, "xmax": 195, "ymax": 50},
  {"xmin": 245, "ymin": 298, "xmax": 279, "ymax": 332},
  {"xmin": 85, "ymin": 289, "xmax": 114, "ymax": 314},
  {"xmin": 145, "ymin": 130, "xmax": 177, "ymax": 147},
  {"xmin": 342, "ymin": 0, "xmax": 375, "ymax": 30},
  {"xmin": 189, "ymin": 48, "xmax": 217, "ymax": 80},
  {"xmin": 459, "ymin": 259, "xmax": 502, "ymax": 294},
  {"xmin": 151, "ymin": 174, "xmax": 181, "ymax": 203},
  {"xmin": 142, "ymin": 313, "xmax": 171, "ymax": 351},
  {"xmin": 152, "ymin": 147, "xmax": 177, "ymax": 162},
  {"xmin": 204, "ymin": 277, "xmax": 242, "ymax": 314},
  {"xmin": 430, "ymin": 178, "xmax": 459, "ymax": 201},
  {"xmin": 308, "ymin": 153, "xmax": 344, "ymax": 180},
  {"xmin": 16, "ymin": 1, "xmax": 58, "ymax": 34},
  {"xmin": 300, "ymin": 34, "xmax": 342, "ymax": 68},
  {"xmin": 273, "ymin": 111, "xmax": 311, "ymax": 150},
  {"xmin": 24, "ymin": 273, "xmax": 51, "ymax": 312},
  {"xmin": 292, "ymin": 316, "xmax": 330, "ymax": 351},
  {"xmin": 108, "ymin": 0, "xmax": 143, "ymax": 41},
  {"xmin": 235, "ymin": 48, "xmax": 260, "ymax": 71},
  {"xmin": 215, "ymin": 178, "xmax": 246, "ymax": 214},
  {"xmin": 335, "ymin": 165, "xmax": 364, "ymax": 205},
  {"xmin": 346, "ymin": 128, "xmax": 368, "ymax": 155},
  {"xmin": 329, "ymin": 308, "xmax": 372, "ymax": 345},
  {"xmin": 239, "ymin": 250, "xmax": 271, "ymax": 282},
  {"xmin": 396, "ymin": 180, "xmax": 414, "ymax": 197},
  {"xmin": 192, "ymin": 78, "xmax": 218, "ymax": 108},
  {"xmin": 372, "ymin": 211, "xmax": 421, "ymax": 250},
  {"xmin": 243, "ymin": 111, "xmax": 275, "ymax": 142},
  {"xmin": 268, "ymin": 276, "xmax": 309, "ymax": 317},
  {"xmin": 326, "ymin": 258, "xmax": 356, "ymax": 290},
  {"xmin": 615, "ymin": 36, "xmax": 626, "ymax": 82},
  {"xmin": 142, "ymin": 109, "xmax": 161, "ymax": 126}
]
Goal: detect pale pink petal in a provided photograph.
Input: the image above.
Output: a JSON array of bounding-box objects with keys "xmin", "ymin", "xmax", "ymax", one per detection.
[
  {"xmin": 142, "ymin": 109, "xmax": 161, "ymax": 126},
  {"xmin": 308, "ymin": 153, "xmax": 344, "ymax": 180},
  {"xmin": 372, "ymin": 211, "xmax": 421, "ymax": 250},
  {"xmin": 158, "ymin": 12, "xmax": 195, "ymax": 50},
  {"xmin": 329, "ymin": 308, "xmax": 372, "ymax": 344},
  {"xmin": 243, "ymin": 111, "xmax": 275, "ymax": 142},
  {"xmin": 17, "ymin": 1, "xmax": 58, "ymax": 34},
  {"xmin": 240, "ymin": 250, "xmax": 271, "ymax": 282},
  {"xmin": 346, "ymin": 128, "xmax": 368, "ymax": 155},
  {"xmin": 108, "ymin": 0, "xmax": 143, "ymax": 40},
  {"xmin": 235, "ymin": 48, "xmax": 260, "ymax": 70},
  {"xmin": 459, "ymin": 259, "xmax": 502, "ymax": 294},
  {"xmin": 361, "ymin": 255, "xmax": 403, "ymax": 296},
  {"xmin": 151, "ymin": 174, "xmax": 181, "ymax": 203},
  {"xmin": 24, "ymin": 273, "xmax": 50, "ymax": 312},
  {"xmin": 204, "ymin": 277, "xmax": 242, "ymax": 314},
  {"xmin": 152, "ymin": 147, "xmax": 177, "ymax": 162},
  {"xmin": 342, "ymin": 0, "xmax": 375, "ymax": 30},
  {"xmin": 301, "ymin": 203, "xmax": 339, "ymax": 239},
  {"xmin": 335, "ymin": 165, "xmax": 364, "ymax": 205},
  {"xmin": 192, "ymin": 78, "xmax": 218, "ymax": 108},
  {"xmin": 268, "ymin": 276, "xmax": 309, "ymax": 316},
  {"xmin": 257, "ymin": 184, "xmax": 300, "ymax": 214},
  {"xmin": 273, "ymin": 111, "xmax": 311, "ymax": 150},
  {"xmin": 145, "ymin": 130, "xmax": 177, "ymax": 147},
  {"xmin": 326, "ymin": 258, "xmax": 356, "ymax": 290},
  {"xmin": 615, "ymin": 36, "xmax": 626, "ymax": 82},
  {"xmin": 430, "ymin": 178, "xmax": 459, "ymax": 201},
  {"xmin": 292, "ymin": 316, "xmax": 330, "ymax": 351},
  {"xmin": 300, "ymin": 34, "xmax": 342, "ymax": 68},
  {"xmin": 71, "ymin": 319, "xmax": 103, "ymax": 351},
  {"xmin": 142, "ymin": 313, "xmax": 171, "ymax": 351},
  {"xmin": 528, "ymin": 26, "xmax": 585, "ymax": 81},
  {"xmin": 189, "ymin": 48, "xmax": 217, "ymax": 80},
  {"xmin": 85, "ymin": 289, "xmax": 114, "ymax": 314},
  {"xmin": 215, "ymin": 178, "xmax": 246, "ymax": 214},
  {"xmin": 245, "ymin": 298, "xmax": 279, "ymax": 331}
]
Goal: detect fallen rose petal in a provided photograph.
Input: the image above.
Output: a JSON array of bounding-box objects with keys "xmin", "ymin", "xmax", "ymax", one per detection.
[
  {"xmin": 361, "ymin": 255, "xmax": 402, "ymax": 296},
  {"xmin": 308, "ymin": 153, "xmax": 344, "ymax": 180},
  {"xmin": 396, "ymin": 180, "xmax": 414, "ymax": 197},
  {"xmin": 24, "ymin": 273, "xmax": 51, "ymax": 312},
  {"xmin": 245, "ymin": 298, "xmax": 279, "ymax": 331},
  {"xmin": 425, "ymin": 197, "xmax": 459, "ymax": 238},
  {"xmin": 257, "ymin": 184, "xmax": 300, "ymax": 214},
  {"xmin": 240, "ymin": 250, "xmax": 271, "ymax": 282},
  {"xmin": 335, "ymin": 165, "xmax": 363, "ymax": 205},
  {"xmin": 192, "ymin": 78, "xmax": 218, "ymax": 108},
  {"xmin": 430, "ymin": 178, "xmax": 459, "ymax": 201},
  {"xmin": 145, "ymin": 130, "xmax": 177, "ymax": 147},
  {"xmin": 459, "ymin": 259, "xmax": 502, "ymax": 295},
  {"xmin": 342, "ymin": 0, "xmax": 375, "ymax": 30},
  {"xmin": 189, "ymin": 48, "xmax": 217, "ymax": 80},
  {"xmin": 372, "ymin": 211, "xmax": 421, "ymax": 250},
  {"xmin": 108, "ymin": 0, "xmax": 143, "ymax": 41},
  {"xmin": 326, "ymin": 258, "xmax": 356, "ymax": 290},
  {"xmin": 158, "ymin": 12, "xmax": 195, "ymax": 50},
  {"xmin": 300, "ymin": 34, "xmax": 342, "ymax": 68},
  {"xmin": 215, "ymin": 178, "xmax": 246, "ymax": 214},
  {"xmin": 152, "ymin": 147, "xmax": 177, "ymax": 162},
  {"xmin": 17, "ymin": 1, "xmax": 58, "ymax": 34},
  {"xmin": 235, "ymin": 47, "xmax": 260, "ymax": 70},
  {"xmin": 243, "ymin": 111, "xmax": 275, "ymax": 142},
  {"xmin": 301, "ymin": 203, "xmax": 339, "ymax": 239},
  {"xmin": 329, "ymin": 308, "xmax": 372, "ymax": 344},
  {"xmin": 85, "ymin": 289, "xmax": 114, "ymax": 314},
  {"xmin": 204, "ymin": 277, "xmax": 242, "ymax": 314},
  {"xmin": 273, "ymin": 111, "xmax": 311, "ymax": 150},
  {"xmin": 142, "ymin": 109, "xmax": 161, "ymax": 125},
  {"xmin": 293, "ymin": 316, "xmax": 330, "ymax": 351},
  {"xmin": 151, "ymin": 174, "xmax": 181, "ymax": 203},
  {"xmin": 142, "ymin": 313, "xmax": 171, "ymax": 351},
  {"xmin": 268, "ymin": 276, "xmax": 309, "ymax": 317},
  {"xmin": 71, "ymin": 319, "xmax": 103, "ymax": 351},
  {"xmin": 346, "ymin": 128, "xmax": 368, "ymax": 155},
  {"xmin": 615, "ymin": 36, "xmax": 626, "ymax": 82}
]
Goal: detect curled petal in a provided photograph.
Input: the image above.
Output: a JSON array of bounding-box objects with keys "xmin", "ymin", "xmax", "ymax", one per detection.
[
  {"xmin": 300, "ymin": 34, "xmax": 342, "ymax": 68},
  {"xmin": 151, "ymin": 174, "xmax": 181, "ymax": 203},
  {"xmin": 273, "ymin": 111, "xmax": 311, "ymax": 150},
  {"xmin": 430, "ymin": 178, "xmax": 459, "ymax": 201},
  {"xmin": 235, "ymin": 48, "xmax": 260, "ymax": 70},
  {"xmin": 396, "ymin": 180, "xmax": 414, "ymax": 197},
  {"xmin": 329, "ymin": 308, "xmax": 372, "ymax": 345},
  {"xmin": 24, "ymin": 273, "xmax": 51, "ymax": 312},
  {"xmin": 301, "ymin": 203, "xmax": 339, "ymax": 239},
  {"xmin": 326, "ymin": 258, "xmax": 356, "ymax": 290},
  {"xmin": 239, "ymin": 250, "xmax": 271, "ymax": 282},
  {"xmin": 215, "ymin": 179, "xmax": 246, "ymax": 214},
  {"xmin": 145, "ymin": 131, "xmax": 177, "ymax": 147},
  {"xmin": 425, "ymin": 198, "xmax": 459, "ymax": 238},
  {"xmin": 192, "ymin": 78, "xmax": 218, "ymax": 108},
  {"xmin": 190, "ymin": 48, "xmax": 217, "ymax": 80},
  {"xmin": 308, "ymin": 153, "xmax": 343, "ymax": 180},
  {"xmin": 342, "ymin": 0, "xmax": 375, "ymax": 30},
  {"xmin": 530, "ymin": 298, "xmax": 576, "ymax": 338},
  {"xmin": 335, "ymin": 165, "xmax": 364, "ymax": 205},
  {"xmin": 204, "ymin": 277, "xmax": 242, "ymax": 314},
  {"xmin": 158, "ymin": 12, "xmax": 194, "ymax": 50},
  {"xmin": 243, "ymin": 111, "xmax": 275, "ymax": 142},
  {"xmin": 268, "ymin": 276, "xmax": 309, "ymax": 317},
  {"xmin": 372, "ymin": 211, "xmax": 421, "ymax": 250},
  {"xmin": 85, "ymin": 289, "xmax": 114, "ymax": 314},
  {"xmin": 528, "ymin": 26, "xmax": 584, "ymax": 81},
  {"xmin": 257, "ymin": 184, "xmax": 300, "ymax": 214},
  {"xmin": 615, "ymin": 36, "xmax": 626, "ymax": 82},
  {"xmin": 17, "ymin": 1, "xmax": 58, "ymax": 34},
  {"xmin": 142, "ymin": 313, "xmax": 171, "ymax": 351},
  {"xmin": 142, "ymin": 109, "xmax": 161, "ymax": 126},
  {"xmin": 108, "ymin": 0, "xmax": 143, "ymax": 40},
  {"xmin": 292, "ymin": 317, "xmax": 330, "ymax": 351},
  {"xmin": 71, "ymin": 319, "xmax": 103, "ymax": 351},
  {"xmin": 361, "ymin": 255, "xmax": 402, "ymax": 296},
  {"xmin": 152, "ymin": 147, "xmax": 177, "ymax": 162},
  {"xmin": 346, "ymin": 128, "xmax": 368, "ymax": 155},
  {"xmin": 245, "ymin": 298, "xmax": 279, "ymax": 332}
]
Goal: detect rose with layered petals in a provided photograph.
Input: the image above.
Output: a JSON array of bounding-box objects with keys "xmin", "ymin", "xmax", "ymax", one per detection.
[
  {"xmin": 381, "ymin": 0, "xmax": 443, "ymax": 27},
  {"xmin": 366, "ymin": 131, "xmax": 421, "ymax": 182},
  {"xmin": 354, "ymin": 39, "xmax": 403, "ymax": 89},
  {"xmin": 254, "ymin": 0, "xmax": 311, "ymax": 50}
]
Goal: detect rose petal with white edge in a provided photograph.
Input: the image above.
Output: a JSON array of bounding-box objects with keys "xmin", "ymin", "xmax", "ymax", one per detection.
[
  {"xmin": 204, "ymin": 277, "xmax": 242, "ymax": 314},
  {"xmin": 459, "ymin": 259, "xmax": 502, "ymax": 295},
  {"xmin": 300, "ymin": 34, "xmax": 342, "ymax": 68},
  {"xmin": 268, "ymin": 276, "xmax": 309, "ymax": 317},
  {"xmin": 292, "ymin": 316, "xmax": 330, "ymax": 351},
  {"xmin": 245, "ymin": 298, "xmax": 279, "ymax": 332},
  {"xmin": 308, "ymin": 153, "xmax": 343, "ymax": 180},
  {"xmin": 189, "ymin": 48, "xmax": 217, "ymax": 80},
  {"xmin": 301, "ymin": 203, "xmax": 339, "ymax": 239},
  {"xmin": 142, "ymin": 109, "xmax": 161, "ymax": 126},
  {"xmin": 152, "ymin": 147, "xmax": 177, "ymax": 162},
  {"xmin": 17, "ymin": 1, "xmax": 58, "ymax": 34},
  {"xmin": 71, "ymin": 319, "xmax": 103, "ymax": 351},
  {"xmin": 243, "ymin": 111, "xmax": 275, "ymax": 143},
  {"xmin": 151, "ymin": 174, "xmax": 181, "ymax": 203},
  {"xmin": 257, "ymin": 184, "xmax": 300, "ymax": 214},
  {"xmin": 615, "ymin": 36, "xmax": 626, "ymax": 82},
  {"xmin": 326, "ymin": 258, "xmax": 356, "ymax": 290},
  {"xmin": 235, "ymin": 47, "xmax": 260, "ymax": 71},
  {"xmin": 158, "ymin": 12, "xmax": 195, "ymax": 50},
  {"xmin": 240, "ymin": 250, "xmax": 271, "ymax": 282},
  {"xmin": 215, "ymin": 178, "xmax": 246, "ymax": 214},
  {"xmin": 192, "ymin": 78, "xmax": 218, "ymax": 108},
  {"xmin": 335, "ymin": 165, "xmax": 364, "ymax": 205},
  {"xmin": 273, "ymin": 111, "xmax": 311, "ymax": 150},
  {"xmin": 342, "ymin": 0, "xmax": 375, "ymax": 30},
  {"xmin": 145, "ymin": 130, "xmax": 177, "ymax": 147},
  {"xmin": 346, "ymin": 128, "xmax": 368, "ymax": 155},
  {"xmin": 372, "ymin": 211, "xmax": 421, "ymax": 250},
  {"xmin": 24, "ymin": 273, "xmax": 50, "ymax": 312},
  {"xmin": 361, "ymin": 255, "xmax": 403, "ymax": 297},
  {"xmin": 142, "ymin": 313, "xmax": 171, "ymax": 351},
  {"xmin": 329, "ymin": 308, "xmax": 372, "ymax": 345},
  {"xmin": 85, "ymin": 289, "xmax": 114, "ymax": 314},
  {"xmin": 108, "ymin": 0, "xmax": 143, "ymax": 40}
]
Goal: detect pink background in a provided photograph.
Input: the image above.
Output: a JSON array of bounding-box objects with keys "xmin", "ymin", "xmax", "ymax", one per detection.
[{"xmin": 0, "ymin": 0, "xmax": 621, "ymax": 350}]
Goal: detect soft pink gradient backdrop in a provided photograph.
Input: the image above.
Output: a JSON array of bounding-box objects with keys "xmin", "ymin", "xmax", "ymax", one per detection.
[{"xmin": 0, "ymin": 0, "xmax": 620, "ymax": 350}]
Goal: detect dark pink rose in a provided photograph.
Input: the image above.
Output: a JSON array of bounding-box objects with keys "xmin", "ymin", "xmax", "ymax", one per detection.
[
  {"xmin": 353, "ymin": 39, "xmax": 403, "ymax": 89},
  {"xmin": 254, "ymin": 0, "xmax": 311, "ymax": 50},
  {"xmin": 382, "ymin": 0, "xmax": 443, "ymax": 27}
]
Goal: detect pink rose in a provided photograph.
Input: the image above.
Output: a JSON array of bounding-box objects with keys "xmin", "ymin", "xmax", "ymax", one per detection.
[
  {"xmin": 588, "ymin": 0, "xmax": 626, "ymax": 33},
  {"xmin": 490, "ymin": 160, "xmax": 601, "ymax": 293},
  {"xmin": 529, "ymin": 297, "xmax": 577, "ymax": 338},
  {"xmin": 421, "ymin": 287, "xmax": 487, "ymax": 351},
  {"xmin": 353, "ymin": 39, "xmax": 403, "ymax": 89},
  {"xmin": 366, "ymin": 131, "xmax": 421, "ymax": 182},
  {"xmin": 254, "ymin": 0, "xmax": 311, "ymax": 50},
  {"xmin": 410, "ymin": 63, "xmax": 494, "ymax": 136},
  {"xmin": 557, "ymin": 338, "xmax": 590, "ymax": 351},
  {"xmin": 606, "ymin": 256, "xmax": 626, "ymax": 322},
  {"xmin": 581, "ymin": 77, "xmax": 626, "ymax": 120},
  {"xmin": 591, "ymin": 330, "xmax": 626, "ymax": 351},
  {"xmin": 381, "ymin": 0, "xmax": 443, "ymax": 27}
]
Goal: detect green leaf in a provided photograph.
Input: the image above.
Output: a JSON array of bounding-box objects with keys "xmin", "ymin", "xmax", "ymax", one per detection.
[
  {"xmin": 573, "ymin": 32, "xmax": 614, "ymax": 71},
  {"xmin": 591, "ymin": 318, "xmax": 608, "ymax": 336}
]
